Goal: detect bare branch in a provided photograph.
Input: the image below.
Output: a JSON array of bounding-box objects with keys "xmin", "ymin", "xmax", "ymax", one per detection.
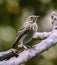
[
  {"xmin": 0, "ymin": 49, "xmax": 18, "ymax": 61},
  {"xmin": 0, "ymin": 29, "xmax": 57, "ymax": 65},
  {"xmin": 33, "ymin": 31, "xmax": 51, "ymax": 39}
]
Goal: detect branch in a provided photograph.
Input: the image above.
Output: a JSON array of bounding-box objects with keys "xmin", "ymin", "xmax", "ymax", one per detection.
[
  {"xmin": 0, "ymin": 29, "xmax": 57, "ymax": 65},
  {"xmin": 33, "ymin": 31, "xmax": 51, "ymax": 39},
  {"xmin": 0, "ymin": 49, "xmax": 18, "ymax": 61},
  {"xmin": 0, "ymin": 31, "xmax": 50, "ymax": 61}
]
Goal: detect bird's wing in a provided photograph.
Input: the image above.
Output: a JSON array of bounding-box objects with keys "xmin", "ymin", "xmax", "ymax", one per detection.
[{"xmin": 12, "ymin": 23, "xmax": 31, "ymax": 49}]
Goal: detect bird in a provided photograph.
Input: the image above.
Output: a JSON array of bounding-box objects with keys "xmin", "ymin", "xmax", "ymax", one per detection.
[
  {"xmin": 51, "ymin": 11, "xmax": 57, "ymax": 29},
  {"xmin": 12, "ymin": 15, "xmax": 39, "ymax": 49},
  {"xmin": 0, "ymin": 15, "xmax": 39, "ymax": 61}
]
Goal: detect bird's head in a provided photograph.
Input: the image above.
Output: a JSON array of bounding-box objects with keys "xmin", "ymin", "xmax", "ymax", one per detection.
[{"xmin": 26, "ymin": 15, "xmax": 39, "ymax": 23}]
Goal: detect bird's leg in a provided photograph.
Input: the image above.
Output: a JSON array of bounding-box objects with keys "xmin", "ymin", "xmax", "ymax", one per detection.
[
  {"xmin": 23, "ymin": 45, "xmax": 28, "ymax": 49},
  {"xmin": 18, "ymin": 42, "xmax": 27, "ymax": 49},
  {"xmin": 18, "ymin": 42, "xmax": 30, "ymax": 49},
  {"xmin": 22, "ymin": 44, "xmax": 32, "ymax": 50},
  {"xmin": 24, "ymin": 45, "xmax": 31, "ymax": 49}
]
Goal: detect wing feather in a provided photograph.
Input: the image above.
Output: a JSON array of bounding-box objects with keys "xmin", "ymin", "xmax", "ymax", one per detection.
[{"xmin": 12, "ymin": 23, "xmax": 31, "ymax": 49}]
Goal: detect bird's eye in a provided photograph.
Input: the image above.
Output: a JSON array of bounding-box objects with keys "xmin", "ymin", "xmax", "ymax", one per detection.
[{"xmin": 31, "ymin": 17, "xmax": 34, "ymax": 19}]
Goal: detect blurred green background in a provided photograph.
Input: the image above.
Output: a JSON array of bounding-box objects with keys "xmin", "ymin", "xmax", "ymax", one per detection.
[{"xmin": 0, "ymin": 0, "xmax": 57, "ymax": 65}]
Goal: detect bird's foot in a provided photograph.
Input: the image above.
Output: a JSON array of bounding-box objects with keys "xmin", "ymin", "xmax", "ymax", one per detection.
[
  {"xmin": 23, "ymin": 45, "xmax": 31, "ymax": 50},
  {"xmin": 18, "ymin": 44, "xmax": 31, "ymax": 50}
]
